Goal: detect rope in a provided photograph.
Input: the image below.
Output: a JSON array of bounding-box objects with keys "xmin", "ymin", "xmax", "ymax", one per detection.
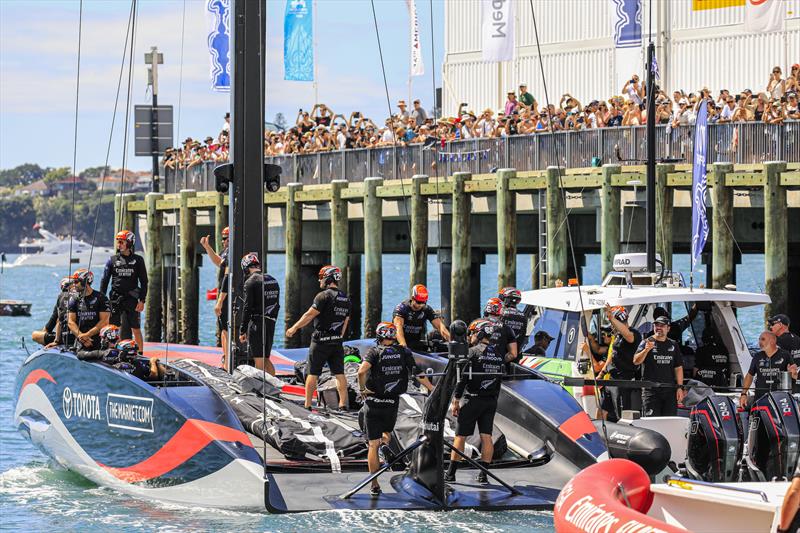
[
  {"xmin": 526, "ymin": 0, "xmax": 608, "ymax": 441},
  {"xmin": 67, "ymin": 0, "xmax": 84, "ymax": 277},
  {"xmin": 116, "ymin": 0, "xmax": 138, "ymax": 234},
  {"xmin": 87, "ymin": 0, "xmax": 136, "ymax": 273},
  {"xmin": 369, "ymin": 0, "xmax": 416, "ymax": 318}
]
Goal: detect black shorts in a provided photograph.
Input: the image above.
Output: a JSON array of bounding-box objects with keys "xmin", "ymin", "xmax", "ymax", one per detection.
[
  {"xmin": 43, "ymin": 332, "xmax": 56, "ymax": 345},
  {"xmin": 362, "ymin": 399, "xmax": 399, "ymax": 441},
  {"xmin": 456, "ymin": 396, "xmax": 498, "ymax": 436},
  {"xmin": 217, "ymin": 304, "xmax": 229, "ymax": 331},
  {"xmin": 247, "ymin": 319, "xmax": 275, "ymax": 359},
  {"xmin": 641, "ymin": 388, "xmax": 677, "ymax": 417},
  {"xmin": 110, "ymin": 296, "xmax": 141, "ymax": 330},
  {"xmin": 308, "ymin": 341, "xmax": 345, "ymax": 376}
]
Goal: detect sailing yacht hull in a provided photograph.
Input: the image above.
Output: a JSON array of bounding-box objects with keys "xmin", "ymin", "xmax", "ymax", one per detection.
[
  {"xmin": 14, "ymin": 349, "xmax": 265, "ymax": 509},
  {"xmin": 11, "ymin": 247, "xmax": 116, "ymax": 268}
]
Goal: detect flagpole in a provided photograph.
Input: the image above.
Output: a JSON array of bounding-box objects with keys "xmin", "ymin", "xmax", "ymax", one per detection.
[{"xmin": 312, "ymin": 0, "xmax": 318, "ymax": 106}]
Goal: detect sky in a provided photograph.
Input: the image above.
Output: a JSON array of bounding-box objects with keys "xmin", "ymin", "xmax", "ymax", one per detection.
[{"xmin": 0, "ymin": 0, "xmax": 445, "ymax": 171}]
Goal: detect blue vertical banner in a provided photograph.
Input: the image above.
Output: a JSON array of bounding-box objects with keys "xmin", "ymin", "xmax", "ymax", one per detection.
[
  {"xmin": 611, "ymin": 0, "xmax": 641, "ymax": 48},
  {"xmin": 206, "ymin": 0, "xmax": 231, "ymax": 92},
  {"xmin": 691, "ymin": 99, "xmax": 710, "ymax": 270},
  {"xmin": 284, "ymin": 0, "xmax": 313, "ymax": 82}
]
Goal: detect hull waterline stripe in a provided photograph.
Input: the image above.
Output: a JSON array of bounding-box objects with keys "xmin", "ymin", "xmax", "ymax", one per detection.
[{"xmin": 98, "ymin": 419, "xmax": 253, "ymax": 483}]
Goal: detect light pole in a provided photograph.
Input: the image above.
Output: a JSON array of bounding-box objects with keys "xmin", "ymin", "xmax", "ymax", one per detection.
[{"xmin": 145, "ymin": 46, "xmax": 164, "ymax": 192}]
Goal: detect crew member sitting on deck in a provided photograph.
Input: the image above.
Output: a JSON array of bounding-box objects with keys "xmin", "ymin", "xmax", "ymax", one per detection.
[
  {"xmin": 392, "ymin": 284, "xmax": 450, "ymax": 352},
  {"xmin": 34, "ymin": 277, "xmax": 72, "ymax": 347},
  {"xmin": 114, "ymin": 339, "xmax": 164, "ymax": 381},
  {"xmin": 76, "ymin": 324, "xmax": 120, "ymax": 361},
  {"xmin": 739, "ymin": 331, "xmax": 797, "ymax": 410},
  {"xmin": 357, "ymin": 322, "xmax": 433, "ymax": 498},
  {"xmin": 498, "ymin": 287, "xmax": 528, "ymax": 360},
  {"xmin": 286, "ymin": 265, "xmax": 351, "ymax": 411},
  {"xmin": 100, "ymin": 230, "xmax": 147, "ymax": 351},
  {"xmin": 239, "ymin": 253, "xmax": 280, "ymax": 375},
  {"xmin": 599, "ymin": 303, "xmax": 642, "ymax": 422},
  {"xmin": 446, "ymin": 319, "xmax": 515, "ymax": 485},
  {"xmin": 67, "ymin": 269, "xmax": 110, "ymax": 352},
  {"xmin": 633, "ymin": 316, "xmax": 685, "ymax": 417}
]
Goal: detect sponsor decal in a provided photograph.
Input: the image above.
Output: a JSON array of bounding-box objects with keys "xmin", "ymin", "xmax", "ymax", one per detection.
[
  {"xmin": 106, "ymin": 393, "xmax": 154, "ymax": 433},
  {"xmin": 62, "ymin": 387, "xmax": 102, "ymax": 421},
  {"xmin": 421, "ymin": 420, "xmax": 439, "ymax": 432},
  {"xmin": 718, "ymin": 400, "xmax": 731, "ymax": 421},
  {"xmin": 567, "ymin": 327, "xmax": 576, "ymax": 344}
]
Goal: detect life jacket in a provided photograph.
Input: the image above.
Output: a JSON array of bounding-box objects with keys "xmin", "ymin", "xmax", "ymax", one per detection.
[{"xmin": 367, "ymin": 344, "xmax": 411, "ymax": 399}]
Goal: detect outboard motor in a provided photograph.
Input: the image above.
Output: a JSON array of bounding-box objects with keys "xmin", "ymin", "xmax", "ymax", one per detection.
[
  {"xmin": 745, "ymin": 391, "xmax": 800, "ymax": 481},
  {"xmin": 686, "ymin": 395, "xmax": 743, "ymax": 482},
  {"xmin": 593, "ymin": 421, "xmax": 671, "ymax": 476}
]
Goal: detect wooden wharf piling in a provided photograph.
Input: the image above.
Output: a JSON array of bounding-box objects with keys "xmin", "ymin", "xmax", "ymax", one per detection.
[{"xmin": 118, "ymin": 161, "xmax": 800, "ymax": 344}]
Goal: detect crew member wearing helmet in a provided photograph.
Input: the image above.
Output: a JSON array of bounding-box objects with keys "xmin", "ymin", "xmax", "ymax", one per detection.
[
  {"xmin": 446, "ymin": 319, "xmax": 514, "ymax": 485},
  {"xmin": 200, "ymin": 227, "xmax": 229, "ymax": 350},
  {"xmin": 482, "ymin": 297, "xmax": 519, "ymax": 363},
  {"xmin": 238, "ymin": 252, "xmax": 280, "ymax": 375},
  {"xmin": 33, "ymin": 277, "xmax": 73, "ymax": 347},
  {"xmin": 392, "ymin": 284, "xmax": 450, "ymax": 352},
  {"xmin": 113, "ymin": 339, "xmax": 164, "ymax": 381},
  {"xmin": 100, "ymin": 230, "xmax": 148, "ymax": 351},
  {"xmin": 498, "ymin": 287, "xmax": 528, "ymax": 358},
  {"xmin": 598, "ymin": 303, "xmax": 642, "ymax": 422},
  {"xmin": 67, "ymin": 269, "xmax": 111, "ymax": 351},
  {"xmin": 287, "ymin": 265, "xmax": 352, "ymax": 410},
  {"xmin": 357, "ymin": 321, "xmax": 433, "ymax": 497},
  {"xmin": 75, "ymin": 324, "xmax": 120, "ymax": 361}
]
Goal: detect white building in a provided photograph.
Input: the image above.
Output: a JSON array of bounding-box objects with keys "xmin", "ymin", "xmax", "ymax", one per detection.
[{"xmin": 442, "ymin": 0, "xmax": 800, "ymax": 114}]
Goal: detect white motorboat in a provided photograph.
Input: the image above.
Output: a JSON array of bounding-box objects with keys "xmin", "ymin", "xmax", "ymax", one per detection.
[{"xmin": 12, "ymin": 228, "xmax": 115, "ymax": 268}]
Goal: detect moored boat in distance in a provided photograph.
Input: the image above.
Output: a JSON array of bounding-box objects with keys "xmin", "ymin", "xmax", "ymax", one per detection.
[
  {"xmin": 12, "ymin": 227, "xmax": 115, "ymax": 268},
  {"xmin": 0, "ymin": 299, "xmax": 32, "ymax": 316}
]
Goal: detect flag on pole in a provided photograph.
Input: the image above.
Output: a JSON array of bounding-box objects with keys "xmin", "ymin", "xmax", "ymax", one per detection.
[
  {"xmin": 206, "ymin": 0, "xmax": 231, "ymax": 92},
  {"xmin": 744, "ymin": 0, "xmax": 785, "ymax": 33},
  {"xmin": 691, "ymin": 99, "xmax": 710, "ymax": 270},
  {"xmin": 651, "ymin": 52, "xmax": 660, "ymax": 80},
  {"xmin": 481, "ymin": 0, "xmax": 514, "ymax": 62},
  {"xmin": 284, "ymin": 0, "xmax": 314, "ymax": 81},
  {"xmin": 406, "ymin": 0, "xmax": 424, "ymax": 77}
]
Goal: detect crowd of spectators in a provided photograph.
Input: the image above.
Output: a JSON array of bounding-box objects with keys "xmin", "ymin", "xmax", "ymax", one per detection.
[{"xmin": 163, "ymin": 64, "xmax": 800, "ymax": 169}]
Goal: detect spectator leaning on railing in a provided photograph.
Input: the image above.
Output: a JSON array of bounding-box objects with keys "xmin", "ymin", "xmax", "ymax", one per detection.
[{"xmin": 161, "ymin": 65, "xmax": 800, "ymax": 167}]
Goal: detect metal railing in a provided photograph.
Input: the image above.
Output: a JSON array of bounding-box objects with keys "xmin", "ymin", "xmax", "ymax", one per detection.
[{"xmin": 163, "ymin": 122, "xmax": 800, "ymax": 193}]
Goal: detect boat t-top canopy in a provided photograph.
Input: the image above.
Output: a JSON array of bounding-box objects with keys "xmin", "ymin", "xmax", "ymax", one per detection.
[{"xmin": 520, "ymin": 285, "xmax": 771, "ymax": 313}]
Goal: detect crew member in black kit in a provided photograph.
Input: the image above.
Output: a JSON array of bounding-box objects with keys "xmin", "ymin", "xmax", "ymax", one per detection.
[
  {"xmin": 599, "ymin": 303, "xmax": 642, "ymax": 422},
  {"xmin": 286, "ymin": 265, "xmax": 351, "ymax": 411},
  {"xmin": 33, "ymin": 276, "xmax": 72, "ymax": 347},
  {"xmin": 446, "ymin": 319, "xmax": 515, "ymax": 485},
  {"xmin": 392, "ymin": 284, "xmax": 450, "ymax": 352},
  {"xmin": 740, "ymin": 330, "xmax": 797, "ymax": 409},
  {"xmin": 498, "ymin": 287, "xmax": 528, "ymax": 358},
  {"xmin": 67, "ymin": 269, "xmax": 111, "ymax": 351},
  {"xmin": 482, "ymin": 297, "xmax": 519, "ymax": 363},
  {"xmin": 200, "ymin": 226, "xmax": 229, "ymax": 352},
  {"xmin": 633, "ymin": 316, "xmax": 685, "ymax": 416},
  {"xmin": 238, "ymin": 253, "xmax": 280, "ymax": 375},
  {"xmin": 100, "ymin": 230, "xmax": 147, "ymax": 351},
  {"xmin": 357, "ymin": 321, "xmax": 433, "ymax": 498}
]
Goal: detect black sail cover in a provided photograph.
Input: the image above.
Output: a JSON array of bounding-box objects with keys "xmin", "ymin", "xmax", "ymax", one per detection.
[{"xmin": 172, "ymin": 360, "xmax": 367, "ymax": 467}]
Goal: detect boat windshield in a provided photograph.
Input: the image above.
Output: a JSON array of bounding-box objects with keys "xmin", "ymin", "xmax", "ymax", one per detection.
[{"xmin": 527, "ymin": 307, "xmax": 582, "ymax": 361}]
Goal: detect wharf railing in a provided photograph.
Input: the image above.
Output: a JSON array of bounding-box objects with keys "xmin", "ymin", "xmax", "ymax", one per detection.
[{"xmin": 163, "ymin": 122, "xmax": 800, "ymax": 193}]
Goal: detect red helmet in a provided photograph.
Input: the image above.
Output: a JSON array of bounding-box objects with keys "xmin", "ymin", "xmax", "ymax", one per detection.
[
  {"xmin": 375, "ymin": 321, "xmax": 397, "ymax": 342},
  {"xmin": 318, "ymin": 265, "xmax": 342, "ymax": 284},
  {"xmin": 610, "ymin": 305, "xmax": 628, "ymax": 322},
  {"xmin": 484, "ymin": 297, "xmax": 503, "ymax": 317},
  {"xmin": 221, "ymin": 226, "xmax": 230, "ymax": 238},
  {"xmin": 411, "ymin": 284, "xmax": 429, "ymax": 303},
  {"xmin": 116, "ymin": 339, "xmax": 138, "ymax": 360},
  {"xmin": 60, "ymin": 277, "xmax": 73, "ymax": 292},
  {"xmin": 468, "ymin": 319, "xmax": 494, "ymax": 341},
  {"xmin": 71, "ymin": 268, "xmax": 93, "ymax": 286},
  {"xmin": 116, "ymin": 230, "xmax": 135, "ymax": 248},
  {"xmin": 100, "ymin": 325, "xmax": 120, "ymax": 346},
  {"xmin": 240, "ymin": 252, "xmax": 260, "ymax": 271},
  {"xmin": 499, "ymin": 287, "xmax": 521, "ymax": 306}
]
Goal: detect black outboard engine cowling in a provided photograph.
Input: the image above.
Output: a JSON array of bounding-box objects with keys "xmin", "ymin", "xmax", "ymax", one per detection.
[
  {"xmin": 686, "ymin": 395, "xmax": 743, "ymax": 482},
  {"xmin": 746, "ymin": 391, "xmax": 800, "ymax": 481}
]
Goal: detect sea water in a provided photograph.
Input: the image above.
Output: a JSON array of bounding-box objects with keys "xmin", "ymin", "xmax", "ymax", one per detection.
[{"xmin": 0, "ymin": 253, "xmax": 767, "ymax": 531}]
